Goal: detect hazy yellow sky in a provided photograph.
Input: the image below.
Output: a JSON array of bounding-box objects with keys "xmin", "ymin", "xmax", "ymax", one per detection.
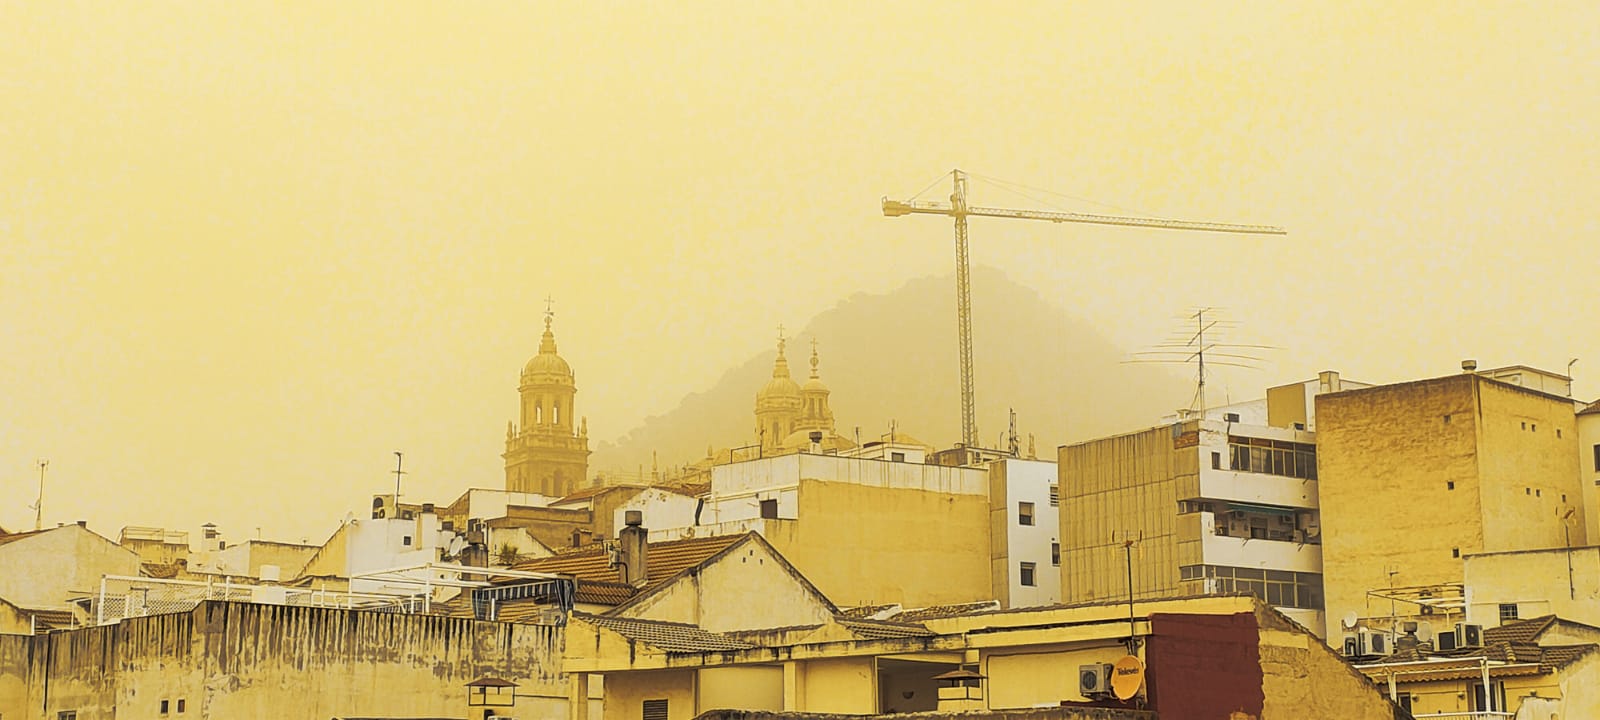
[{"xmin": 3, "ymin": 2, "xmax": 1597, "ymax": 542}]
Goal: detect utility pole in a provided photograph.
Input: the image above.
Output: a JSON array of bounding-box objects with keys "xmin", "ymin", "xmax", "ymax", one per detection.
[
  {"xmin": 1124, "ymin": 537, "xmax": 1138, "ymax": 653},
  {"xmin": 33, "ymin": 459, "xmax": 48, "ymax": 531}
]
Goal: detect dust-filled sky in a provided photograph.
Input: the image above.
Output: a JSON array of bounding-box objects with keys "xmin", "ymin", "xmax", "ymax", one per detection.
[{"xmin": 3, "ymin": 3, "xmax": 1597, "ymax": 544}]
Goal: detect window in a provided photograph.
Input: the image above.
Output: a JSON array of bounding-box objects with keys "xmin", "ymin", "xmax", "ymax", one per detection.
[
  {"xmin": 1211, "ymin": 452, "xmax": 1221, "ymax": 470},
  {"xmin": 1018, "ymin": 502, "xmax": 1035, "ymax": 526},
  {"xmin": 1447, "ymin": 481, "xmax": 1455, "ymax": 490},
  {"xmin": 1051, "ymin": 542, "xmax": 1060, "ymax": 566},
  {"xmin": 759, "ymin": 498, "xmax": 779, "ymax": 519},
  {"xmin": 1181, "ymin": 565, "xmax": 1324, "ymax": 610},
  {"xmin": 1452, "ymin": 548, "xmax": 1461, "ymax": 558},
  {"xmin": 1443, "ymin": 414, "xmax": 1451, "ymax": 424},
  {"xmin": 1224, "ymin": 412, "xmax": 1241, "ymax": 422},
  {"xmin": 58, "ymin": 713, "xmax": 77, "ymax": 720},
  {"xmin": 891, "ymin": 452, "xmax": 906, "ymax": 462},
  {"xmin": 1396, "ymin": 693, "xmax": 1413, "ymax": 713},
  {"xmin": 1469, "ymin": 681, "xmax": 1506, "ymax": 712},
  {"xmin": 161, "ymin": 701, "xmax": 170, "ymax": 715},
  {"xmin": 1499, "ymin": 603, "xmax": 1519, "ymax": 622},
  {"xmin": 402, "ymin": 536, "xmax": 412, "ymax": 546},
  {"xmin": 1049, "ymin": 485, "xmax": 1059, "ymax": 507},
  {"xmin": 1019, "ymin": 562, "xmax": 1036, "ymax": 587},
  {"xmin": 1557, "ymin": 429, "xmax": 1562, "ymax": 438},
  {"xmin": 1593, "ymin": 444, "xmax": 1599, "ymax": 472},
  {"xmin": 177, "ymin": 699, "xmax": 185, "ymax": 713},
  {"xmin": 1227, "ymin": 436, "xmax": 1317, "ymax": 480},
  {"xmin": 642, "ymin": 699, "xmax": 669, "ymax": 720}
]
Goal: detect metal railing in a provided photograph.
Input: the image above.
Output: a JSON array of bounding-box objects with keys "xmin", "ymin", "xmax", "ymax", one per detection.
[{"xmin": 1412, "ymin": 713, "xmax": 1514, "ymax": 719}]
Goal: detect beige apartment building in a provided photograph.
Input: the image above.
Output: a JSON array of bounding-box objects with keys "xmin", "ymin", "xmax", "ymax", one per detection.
[
  {"xmin": 1316, "ymin": 364, "xmax": 1587, "ymax": 641},
  {"xmin": 1058, "ymin": 374, "xmax": 1355, "ymax": 635}
]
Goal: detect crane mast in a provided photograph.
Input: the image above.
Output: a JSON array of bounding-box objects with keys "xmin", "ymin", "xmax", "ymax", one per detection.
[{"xmin": 882, "ymin": 169, "xmax": 1286, "ymax": 448}]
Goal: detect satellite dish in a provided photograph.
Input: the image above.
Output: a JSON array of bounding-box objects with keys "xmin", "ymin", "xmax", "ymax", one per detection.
[
  {"xmin": 1111, "ymin": 655, "xmax": 1145, "ymax": 701},
  {"xmin": 1417, "ymin": 621, "xmax": 1435, "ymax": 643},
  {"xmin": 1342, "ymin": 611, "xmax": 1359, "ymax": 630}
]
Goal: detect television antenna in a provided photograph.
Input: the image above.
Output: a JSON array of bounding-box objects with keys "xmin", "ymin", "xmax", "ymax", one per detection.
[{"xmin": 1125, "ymin": 307, "xmax": 1276, "ymax": 413}]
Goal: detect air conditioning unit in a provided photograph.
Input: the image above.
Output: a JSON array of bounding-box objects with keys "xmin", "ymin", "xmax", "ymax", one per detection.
[
  {"xmin": 1457, "ymin": 623, "xmax": 1484, "ymax": 648},
  {"xmin": 1341, "ymin": 633, "xmax": 1363, "ymax": 657},
  {"xmin": 1079, "ymin": 663, "xmax": 1112, "ymax": 695},
  {"xmin": 1276, "ymin": 515, "xmax": 1296, "ymax": 527},
  {"xmin": 1361, "ymin": 630, "xmax": 1393, "ymax": 657},
  {"xmin": 1436, "ymin": 628, "xmax": 1459, "ymax": 651}
]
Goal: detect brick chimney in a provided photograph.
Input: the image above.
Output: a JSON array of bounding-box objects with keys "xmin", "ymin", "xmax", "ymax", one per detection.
[{"xmin": 617, "ymin": 511, "xmax": 648, "ymax": 587}]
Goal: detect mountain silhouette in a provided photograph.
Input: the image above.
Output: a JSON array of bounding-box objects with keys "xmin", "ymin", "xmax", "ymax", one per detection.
[{"xmin": 590, "ymin": 266, "xmax": 1193, "ymax": 475}]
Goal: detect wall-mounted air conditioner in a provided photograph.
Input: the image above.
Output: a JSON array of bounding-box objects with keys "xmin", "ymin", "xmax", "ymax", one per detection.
[{"xmin": 1078, "ymin": 664, "xmax": 1112, "ymax": 695}]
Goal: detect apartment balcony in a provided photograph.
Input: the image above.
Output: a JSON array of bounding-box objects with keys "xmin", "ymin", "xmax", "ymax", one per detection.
[{"xmin": 1177, "ymin": 511, "xmax": 1322, "ymax": 574}]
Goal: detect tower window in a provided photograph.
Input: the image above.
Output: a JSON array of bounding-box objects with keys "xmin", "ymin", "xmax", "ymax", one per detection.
[
  {"xmin": 1018, "ymin": 502, "xmax": 1035, "ymax": 526},
  {"xmin": 554, "ymin": 404, "xmax": 560, "ymax": 425}
]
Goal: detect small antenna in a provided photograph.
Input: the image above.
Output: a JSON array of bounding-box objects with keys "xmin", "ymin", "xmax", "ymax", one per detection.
[
  {"xmin": 392, "ymin": 451, "xmax": 406, "ymax": 506},
  {"xmin": 1007, "ymin": 408, "xmax": 1019, "ymax": 457},
  {"xmin": 32, "ymin": 459, "xmax": 48, "ymax": 531}
]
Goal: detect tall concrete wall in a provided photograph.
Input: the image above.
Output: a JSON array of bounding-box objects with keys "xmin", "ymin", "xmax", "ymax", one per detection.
[{"xmin": 0, "ymin": 601, "xmax": 566, "ymax": 720}]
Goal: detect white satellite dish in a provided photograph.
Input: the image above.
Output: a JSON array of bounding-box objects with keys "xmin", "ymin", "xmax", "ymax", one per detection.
[
  {"xmin": 1417, "ymin": 621, "xmax": 1435, "ymax": 643},
  {"xmin": 1342, "ymin": 611, "xmax": 1359, "ymax": 630}
]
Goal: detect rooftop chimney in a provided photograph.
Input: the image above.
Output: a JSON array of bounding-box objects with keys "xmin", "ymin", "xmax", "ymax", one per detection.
[
  {"xmin": 1317, "ymin": 370, "xmax": 1342, "ymax": 394},
  {"xmin": 618, "ymin": 511, "xmax": 648, "ymax": 588},
  {"xmin": 75, "ymin": 520, "xmax": 86, "ymax": 528},
  {"xmin": 1462, "ymin": 359, "xmax": 1478, "ymax": 373},
  {"xmin": 808, "ymin": 431, "xmax": 823, "ymax": 453}
]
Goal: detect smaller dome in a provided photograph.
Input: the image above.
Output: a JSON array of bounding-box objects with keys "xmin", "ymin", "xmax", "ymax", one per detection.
[
  {"xmin": 757, "ymin": 334, "xmax": 801, "ymax": 401},
  {"xmin": 522, "ymin": 315, "xmax": 573, "ymax": 382}
]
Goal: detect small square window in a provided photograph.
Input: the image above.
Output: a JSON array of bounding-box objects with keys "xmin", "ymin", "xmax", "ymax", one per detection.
[
  {"xmin": 161, "ymin": 700, "xmax": 170, "ymax": 715},
  {"xmin": 1452, "ymin": 548, "xmax": 1461, "ymax": 558},
  {"xmin": 1536, "ymin": 489, "xmax": 1541, "ymax": 497},
  {"xmin": 1444, "ymin": 415, "xmax": 1451, "ymax": 424},
  {"xmin": 1499, "ymin": 603, "xmax": 1519, "ymax": 621},
  {"xmin": 759, "ymin": 498, "xmax": 779, "ymax": 519},
  {"xmin": 1020, "ymin": 561, "xmax": 1037, "ymax": 587},
  {"xmin": 891, "ymin": 452, "xmax": 906, "ymax": 462},
  {"xmin": 1018, "ymin": 502, "xmax": 1035, "ymax": 526},
  {"xmin": 1521, "ymin": 422, "xmax": 1527, "ymax": 430},
  {"xmin": 1447, "ymin": 481, "xmax": 1455, "ymax": 490},
  {"xmin": 1532, "ymin": 424, "xmax": 1537, "ymax": 432}
]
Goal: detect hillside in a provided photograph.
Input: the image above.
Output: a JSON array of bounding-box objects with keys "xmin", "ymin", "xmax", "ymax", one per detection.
[{"xmin": 590, "ymin": 266, "xmax": 1193, "ymax": 475}]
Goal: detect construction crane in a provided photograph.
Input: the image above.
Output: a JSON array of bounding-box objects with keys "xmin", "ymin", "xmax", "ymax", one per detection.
[{"xmin": 882, "ymin": 169, "xmax": 1286, "ymax": 447}]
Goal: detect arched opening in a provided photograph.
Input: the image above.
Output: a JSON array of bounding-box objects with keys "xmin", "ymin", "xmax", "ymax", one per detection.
[{"xmin": 534, "ymin": 404, "xmax": 543, "ymax": 424}]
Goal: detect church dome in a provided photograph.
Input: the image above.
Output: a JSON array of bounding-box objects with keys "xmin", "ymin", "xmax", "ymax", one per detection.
[
  {"xmin": 780, "ymin": 428, "xmax": 857, "ymax": 454},
  {"xmin": 521, "ymin": 316, "xmax": 573, "ymax": 383},
  {"xmin": 757, "ymin": 337, "xmax": 801, "ymax": 401}
]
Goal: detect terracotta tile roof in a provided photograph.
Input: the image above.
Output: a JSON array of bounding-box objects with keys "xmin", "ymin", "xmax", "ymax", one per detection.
[
  {"xmin": 1539, "ymin": 643, "xmax": 1597, "ymax": 670},
  {"xmin": 577, "ymin": 613, "xmax": 755, "ymax": 653},
  {"xmin": 890, "ymin": 601, "xmax": 1002, "ymax": 622},
  {"xmin": 1485, "ymin": 615, "xmax": 1557, "ymax": 645},
  {"xmin": 142, "ymin": 562, "xmax": 183, "ymax": 579},
  {"xmin": 509, "ymin": 533, "xmax": 749, "ymax": 604},
  {"xmin": 22, "ymin": 607, "xmax": 78, "ymax": 631},
  {"xmin": 575, "ymin": 580, "xmax": 636, "ymax": 606},
  {"xmin": 838, "ymin": 618, "xmax": 935, "ymax": 639},
  {"xmin": 839, "ymin": 604, "xmax": 901, "ymax": 619}
]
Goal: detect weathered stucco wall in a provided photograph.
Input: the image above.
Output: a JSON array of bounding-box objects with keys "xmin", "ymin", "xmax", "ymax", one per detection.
[
  {"xmin": 0, "ymin": 525, "xmax": 143, "ymax": 609},
  {"xmin": 694, "ymin": 709, "xmax": 1155, "ymax": 720},
  {"xmin": 602, "ymin": 668, "xmax": 696, "ymax": 720},
  {"xmin": 618, "ymin": 538, "xmax": 834, "ymax": 633},
  {"xmin": 764, "ymin": 479, "xmax": 990, "ymax": 607},
  {"xmin": 1318, "ymin": 375, "xmax": 1585, "ymax": 639},
  {"xmin": 0, "ymin": 601, "xmax": 566, "ymax": 720}
]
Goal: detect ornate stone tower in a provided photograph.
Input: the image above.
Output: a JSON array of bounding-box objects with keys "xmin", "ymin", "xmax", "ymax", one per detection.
[
  {"xmin": 504, "ymin": 307, "xmax": 590, "ymax": 497},
  {"xmin": 794, "ymin": 338, "xmax": 836, "ymax": 436},
  {"xmin": 755, "ymin": 328, "xmax": 803, "ymax": 453}
]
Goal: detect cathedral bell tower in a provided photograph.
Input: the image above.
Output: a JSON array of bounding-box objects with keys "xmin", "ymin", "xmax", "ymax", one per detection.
[
  {"xmin": 755, "ymin": 326, "xmax": 803, "ymax": 453},
  {"xmin": 504, "ymin": 302, "xmax": 590, "ymax": 496}
]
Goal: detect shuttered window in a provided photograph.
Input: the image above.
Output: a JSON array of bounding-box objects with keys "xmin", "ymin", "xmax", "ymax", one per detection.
[{"xmin": 643, "ymin": 699, "xmax": 669, "ymax": 720}]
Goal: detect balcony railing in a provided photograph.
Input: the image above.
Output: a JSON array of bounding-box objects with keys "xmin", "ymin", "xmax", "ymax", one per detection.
[{"xmin": 1412, "ymin": 713, "xmax": 1514, "ymax": 719}]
